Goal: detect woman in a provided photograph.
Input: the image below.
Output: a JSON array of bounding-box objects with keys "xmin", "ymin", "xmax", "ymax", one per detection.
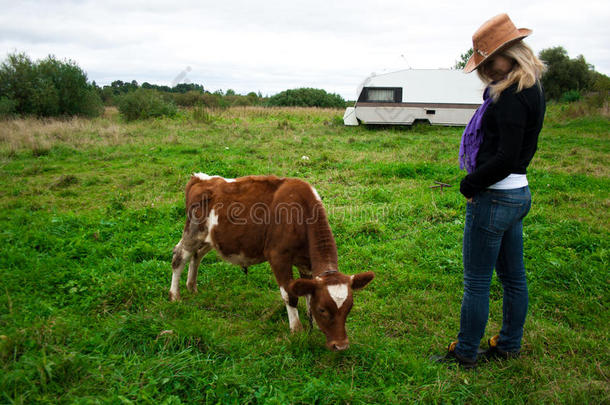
[{"xmin": 435, "ymin": 13, "xmax": 546, "ymax": 368}]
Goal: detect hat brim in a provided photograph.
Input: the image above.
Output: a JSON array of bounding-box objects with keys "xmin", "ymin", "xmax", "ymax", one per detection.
[{"xmin": 463, "ymin": 28, "xmax": 532, "ymax": 73}]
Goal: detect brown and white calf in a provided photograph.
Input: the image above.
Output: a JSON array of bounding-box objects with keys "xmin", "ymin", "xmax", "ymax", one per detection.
[{"xmin": 170, "ymin": 173, "xmax": 374, "ymax": 351}]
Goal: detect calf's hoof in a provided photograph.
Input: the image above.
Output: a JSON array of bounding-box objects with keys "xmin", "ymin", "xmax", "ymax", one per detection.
[
  {"xmin": 290, "ymin": 323, "xmax": 304, "ymax": 333},
  {"xmin": 169, "ymin": 291, "xmax": 180, "ymax": 302},
  {"xmin": 186, "ymin": 282, "xmax": 197, "ymax": 293}
]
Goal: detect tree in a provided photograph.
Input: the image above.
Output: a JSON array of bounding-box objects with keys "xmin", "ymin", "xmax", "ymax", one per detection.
[
  {"xmin": 36, "ymin": 56, "xmax": 103, "ymax": 117},
  {"xmin": 116, "ymin": 88, "xmax": 177, "ymax": 121},
  {"xmin": 172, "ymin": 83, "xmax": 204, "ymax": 93},
  {"xmin": 266, "ymin": 88, "xmax": 346, "ymax": 108},
  {"xmin": 246, "ymin": 92, "xmax": 259, "ymax": 105},
  {"xmin": 0, "ymin": 52, "xmax": 103, "ymax": 117},
  {"xmin": 0, "ymin": 53, "xmax": 38, "ymax": 115},
  {"xmin": 539, "ymin": 46, "xmax": 594, "ymax": 100},
  {"xmin": 454, "ymin": 48, "xmax": 473, "ymax": 70}
]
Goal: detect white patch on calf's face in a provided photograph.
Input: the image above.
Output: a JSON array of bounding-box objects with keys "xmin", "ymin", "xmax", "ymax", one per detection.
[{"xmin": 327, "ymin": 283, "xmax": 349, "ymax": 309}]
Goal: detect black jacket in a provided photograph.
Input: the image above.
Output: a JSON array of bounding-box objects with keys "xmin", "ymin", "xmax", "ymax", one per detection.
[{"xmin": 460, "ymin": 82, "xmax": 546, "ymax": 198}]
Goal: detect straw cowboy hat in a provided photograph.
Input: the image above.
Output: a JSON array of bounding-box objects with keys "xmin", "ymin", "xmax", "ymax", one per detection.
[{"xmin": 464, "ymin": 13, "xmax": 532, "ymax": 73}]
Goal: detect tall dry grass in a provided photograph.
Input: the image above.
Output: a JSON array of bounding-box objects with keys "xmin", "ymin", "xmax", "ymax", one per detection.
[
  {"xmin": 191, "ymin": 106, "xmax": 344, "ymax": 124},
  {"xmin": 0, "ymin": 108, "xmax": 132, "ymax": 155},
  {"xmin": 0, "ymin": 105, "xmax": 346, "ymax": 157},
  {"xmin": 561, "ymin": 99, "xmax": 610, "ymax": 119},
  {"xmin": 557, "ymin": 93, "xmax": 609, "ymax": 120},
  {"xmin": 213, "ymin": 105, "xmax": 344, "ymax": 118}
]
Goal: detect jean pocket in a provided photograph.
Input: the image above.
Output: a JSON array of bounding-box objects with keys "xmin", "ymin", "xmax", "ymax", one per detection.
[{"xmin": 489, "ymin": 199, "xmax": 526, "ymax": 232}]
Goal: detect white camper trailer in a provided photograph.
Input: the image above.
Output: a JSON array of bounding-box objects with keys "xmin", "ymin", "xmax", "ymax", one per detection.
[{"xmin": 343, "ymin": 69, "xmax": 483, "ymax": 126}]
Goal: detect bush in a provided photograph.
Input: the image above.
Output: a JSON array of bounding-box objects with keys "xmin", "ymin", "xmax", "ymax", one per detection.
[
  {"xmin": 587, "ymin": 71, "xmax": 610, "ymax": 108},
  {"xmin": 224, "ymin": 95, "xmax": 248, "ymax": 106},
  {"xmin": 246, "ymin": 92, "xmax": 261, "ymax": 105},
  {"xmin": 0, "ymin": 52, "xmax": 103, "ymax": 117},
  {"xmin": 266, "ymin": 88, "xmax": 346, "ymax": 108},
  {"xmin": 201, "ymin": 92, "xmax": 221, "ymax": 108},
  {"xmin": 584, "ymin": 92, "xmax": 609, "ymax": 110},
  {"xmin": 0, "ymin": 96, "xmax": 16, "ymax": 118},
  {"xmin": 116, "ymin": 89, "xmax": 177, "ymax": 121},
  {"xmin": 560, "ymin": 90, "xmax": 581, "ymax": 103},
  {"xmin": 172, "ymin": 90, "xmax": 206, "ymax": 107}
]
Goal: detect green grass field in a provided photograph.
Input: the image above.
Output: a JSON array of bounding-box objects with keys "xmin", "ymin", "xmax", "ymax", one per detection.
[{"xmin": 1, "ymin": 106, "xmax": 608, "ymax": 404}]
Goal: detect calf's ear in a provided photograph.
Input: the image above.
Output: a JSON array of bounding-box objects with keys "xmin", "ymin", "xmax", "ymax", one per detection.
[
  {"xmin": 351, "ymin": 271, "xmax": 375, "ymax": 290},
  {"xmin": 289, "ymin": 279, "xmax": 317, "ymax": 296}
]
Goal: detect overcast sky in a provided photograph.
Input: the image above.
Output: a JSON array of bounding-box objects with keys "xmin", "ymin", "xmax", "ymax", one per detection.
[{"xmin": 1, "ymin": 0, "xmax": 609, "ymax": 99}]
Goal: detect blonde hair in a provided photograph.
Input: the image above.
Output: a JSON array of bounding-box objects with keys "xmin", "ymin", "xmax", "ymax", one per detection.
[{"xmin": 477, "ymin": 41, "xmax": 546, "ymax": 101}]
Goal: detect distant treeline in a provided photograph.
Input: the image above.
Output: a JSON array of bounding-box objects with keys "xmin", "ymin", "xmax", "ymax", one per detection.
[
  {"xmin": 100, "ymin": 82, "xmax": 347, "ymax": 120},
  {"xmin": 1, "ymin": 49, "xmax": 608, "ymax": 120},
  {"xmin": 0, "ymin": 52, "xmax": 349, "ymax": 119},
  {"xmin": 98, "ymin": 80, "xmax": 347, "ymax": 109},
  {"xmin": 97, "ymin": 79, "xmax": 267, "ymax": 109}
]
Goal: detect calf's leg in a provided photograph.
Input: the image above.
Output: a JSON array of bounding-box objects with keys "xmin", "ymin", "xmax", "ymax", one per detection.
[
  {"xmin": 170, "ymin": 243, "xmax": 190, "ymax": 301},
  {"xmin": 297, "ymin": 265, "xmax": 314, "ymax": 329},
  {"xmin": 170, "ymin": 230, "xmax": 205, "ymax": 301},
  {"xmin": 187, "ymin": 245, "xmax": 212, "ymax": 293},
  {"xmin": 270, "ymin": 255, "xmax": 302, "ymax": 332}
]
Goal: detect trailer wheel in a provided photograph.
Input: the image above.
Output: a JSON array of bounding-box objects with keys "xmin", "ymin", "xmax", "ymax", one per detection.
[{"xmin": 412, "ymin": 119, "xmax": 431, "ymax": 126}]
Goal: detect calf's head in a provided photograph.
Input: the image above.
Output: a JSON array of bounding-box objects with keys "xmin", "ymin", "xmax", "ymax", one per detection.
[{"xmin": 289, "ymin": 271, "xmax": 374, "ymax": 351}]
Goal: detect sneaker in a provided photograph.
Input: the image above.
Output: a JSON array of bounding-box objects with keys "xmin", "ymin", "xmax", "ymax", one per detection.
[
  {"xmin": 431, "ymin": 341, "xmax": 477, "ymax": 369},
  {"xmin": 478, "ymin": 334, "xmax": 520, "ymax": 362}
]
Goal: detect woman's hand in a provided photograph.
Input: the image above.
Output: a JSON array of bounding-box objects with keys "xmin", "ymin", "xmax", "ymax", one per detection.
[{"xmin": 466, "ymin": 197, "xmax": 473, "ymax": 203}]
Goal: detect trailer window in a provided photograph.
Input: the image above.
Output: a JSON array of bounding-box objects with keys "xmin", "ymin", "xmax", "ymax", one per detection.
[
  {"xmin": 359, "ymin": 87, "xmax": 402, "ymax": 103},
  {"xmin": 368, "ymin": 89, "xmax": 394, "ymax": 101}
]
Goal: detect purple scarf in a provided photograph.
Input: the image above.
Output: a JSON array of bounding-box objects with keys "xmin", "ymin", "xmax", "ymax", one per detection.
[{"xmin": 459, "ymin": 86, "xmax": 492, "ymax": 173}]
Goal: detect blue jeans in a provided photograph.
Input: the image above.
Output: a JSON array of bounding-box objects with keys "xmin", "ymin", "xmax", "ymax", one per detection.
[{"xmin": 455, "ymin": 186, "xmax": 532, "ymax": 360}]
